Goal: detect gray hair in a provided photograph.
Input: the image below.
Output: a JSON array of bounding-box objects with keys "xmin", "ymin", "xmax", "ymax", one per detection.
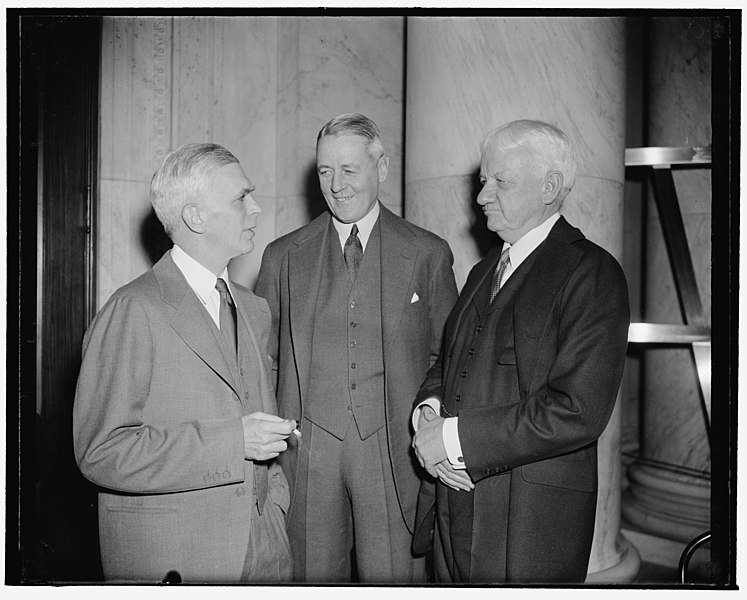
[
  {"xmin": 150, "ymin": 142, "xmax": 239, "ymax": 237},
  {"xmin": 481, "ymin": 120, "xmax": 578, "ymax": 200},
  {"xmin": 316, "ymin": 113, "xmax": 385, "ymax": 161}
]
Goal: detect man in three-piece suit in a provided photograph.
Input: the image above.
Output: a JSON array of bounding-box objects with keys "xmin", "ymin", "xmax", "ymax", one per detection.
[
  {"xmin": 412, "ymin": 120, "xmax": 630, "ymax": 583},
  {"xmin": 255, "ymin": 113, "xmax": 458, "ymax": 583},
  {"xmin": 73, "ymin": 143, "xmax": 295, "ymax": 582}
]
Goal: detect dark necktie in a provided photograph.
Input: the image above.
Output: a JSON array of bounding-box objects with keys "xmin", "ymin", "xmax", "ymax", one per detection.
[
  {"xmin": 216, "ymin": 277, "xmax": 237, "ymax": 360},
  {"xmin": 344, "ymin": 224, "xmax": 363, "ymax": 281},
  {"xmin": 489, "ymin": 248, "xmax": 511, "ymax": 303}
]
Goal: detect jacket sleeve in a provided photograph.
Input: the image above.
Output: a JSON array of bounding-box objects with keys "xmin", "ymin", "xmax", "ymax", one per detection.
[
  {"xmin": 72, "ymin": 294, "xmax": 246, "ymax": 494},
  {"xmin": 254, "ymin": 243, "xmax": 282, "ymax": 377},
  {"xmin": 458, "ymin": 249, "xmax": 630, "ymax": 481}
]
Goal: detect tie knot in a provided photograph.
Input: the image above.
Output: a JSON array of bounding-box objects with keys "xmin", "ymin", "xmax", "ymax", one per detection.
[
  {"xmin": 350, "ymin": 224, "xmax": 359, "ymax": 237},
  {"xmin": 216, "ymin": 278, "xmax": 234, "ymax": 306},
  {"xmin": 499, "ymin": 247, "xmax": 510, "ymax": 264}
]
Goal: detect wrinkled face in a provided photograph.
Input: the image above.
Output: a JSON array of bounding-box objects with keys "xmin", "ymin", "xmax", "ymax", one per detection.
[
  {"xmin": 316, "ymin": 134, "xmax": 387, "ymax": 224},
  {"xmin": 477, "ymin": 144, "xmax": 547, "ymax": 244},
  {"xmin": 201, "ymin": 162, "xmax": 262, "ymax": 259}
]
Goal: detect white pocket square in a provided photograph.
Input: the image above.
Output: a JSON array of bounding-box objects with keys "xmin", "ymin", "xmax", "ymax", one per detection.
[{"xmin": 411, "ymin": 292, "xmax": 420, "ymax": 304}]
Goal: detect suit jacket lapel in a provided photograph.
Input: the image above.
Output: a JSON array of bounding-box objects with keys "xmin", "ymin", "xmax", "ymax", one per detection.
[
  {"xmin": 288, "ymin": 214, "xmax": 329, "ymax": 401},
  {"xmin": 379, "ymin": 206, "xmax": 418, "ymax": 362},
  {"xmin": 153, "ymin": 253, "xmax": 240, "ymax": 396},
  {"xmin": 513, "ymin": 217, "xmax": 585, "ymax": 396}
]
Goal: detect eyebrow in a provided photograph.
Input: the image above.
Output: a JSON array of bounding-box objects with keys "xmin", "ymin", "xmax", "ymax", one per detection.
[{"xmin": 240, "ymin": 186, "xmax": 255, "ymax": 196}]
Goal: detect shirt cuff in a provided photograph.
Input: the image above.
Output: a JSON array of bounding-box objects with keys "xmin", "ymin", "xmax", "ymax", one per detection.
[
  {"xmin": 443, "ymin": 417, "xmax": 466, "ymax": 469},
  {"xmin": 412, "ymin": 397, "xmax": 441, "ymax": 431}
]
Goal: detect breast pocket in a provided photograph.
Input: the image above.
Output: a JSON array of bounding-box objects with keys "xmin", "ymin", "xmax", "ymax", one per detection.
[{"xmin": 497, "ymin": 346, "xmax": 517, "ymax": 365}]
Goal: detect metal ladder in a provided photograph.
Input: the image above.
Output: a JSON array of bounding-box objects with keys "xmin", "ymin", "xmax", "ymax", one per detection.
[{"xmin": 624, "ymin": 146, "xmax": 712, "ymax": 583}]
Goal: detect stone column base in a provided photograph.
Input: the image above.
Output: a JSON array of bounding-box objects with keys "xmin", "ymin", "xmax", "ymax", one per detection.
[
  {"xmin": 585, "ymin": 533, "xmax": 641, "ymax": 583},
  {"xmin": 622, "ymin": 460, "xmax": 710, "ymax": 543}
]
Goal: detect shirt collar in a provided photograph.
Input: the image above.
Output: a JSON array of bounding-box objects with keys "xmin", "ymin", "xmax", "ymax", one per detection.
[
  {"xmin": 171, "ymin": 244, "xmax": 231, "ymax": 305},
  {"xmin": 502, "ymin": 212, "xmax": 561, "ymax": 268},
  {"xmin": 331, "ymin": 200, "xmax": 381, "ymax": 251}
]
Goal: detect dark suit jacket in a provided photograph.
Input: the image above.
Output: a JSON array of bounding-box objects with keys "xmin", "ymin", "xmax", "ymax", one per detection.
[
  {"xmin": 413, "ymin": 216, "xmax": 630, "ymax": 582},
  {"xmin": 255, "ymin": 204, "xmax": 458, "ymax": 533},
  {"xmin": 73, "ymin": 251, "xmax": 290, "ymax": 582}
]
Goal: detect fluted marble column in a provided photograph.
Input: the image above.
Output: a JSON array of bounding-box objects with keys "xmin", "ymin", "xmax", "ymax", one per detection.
[
  {"xmin": 405, "ymin": 17, "xmax": 638, "ymax": 582},
  {"xmin": 622, "ymin": 17, "xmax": 712, "ymax": 543}
]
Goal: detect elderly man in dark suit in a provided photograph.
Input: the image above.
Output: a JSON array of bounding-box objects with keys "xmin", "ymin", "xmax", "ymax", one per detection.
[
  {"xmin": 73, "ymin": 143, "xmax": 295, "ymax": 582},
  {"xmin": 412, "ymin": 120, "xmax": 629, "ymax": 583},
  {"xmin": 255, "ymin": 113, "xmax": 457, "ymax": 583}
]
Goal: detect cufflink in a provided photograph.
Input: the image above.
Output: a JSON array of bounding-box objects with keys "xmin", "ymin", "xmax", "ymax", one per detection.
[
  {"xmin": 411, "ymin": 292, "xmax": 419, "ymax": 303},
  {"xmin": 457, "ymin": 456, "xmax": 464, "ymax": 463}
]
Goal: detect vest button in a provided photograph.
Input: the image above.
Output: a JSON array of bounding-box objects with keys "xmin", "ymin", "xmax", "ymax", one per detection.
[
  {"xmin": 455, "ymin": 395, "xmax": 462, "ymax": 402},
  {"xmin": 244, "ymin": 392, "xmax": 249, "ymax": 399},
  {"xmin": 351, "ymin": 383, "xmax": 357, "ymax": 390},
  {"xmin": 468, "ymin": 349, "xmax": 475, "ymax": 355},
  {"xmin": 350, "ymin": 301, "xmax": 356, "ymax": 308},
  {"xmin": 349, "ymin": 341, "xmax": 357, "ymax": 347},
  {"xmin": 240, "ymin": 368, "xmax": 245, "ymax": 376},
  {"xmin": 350, "ymin": 321, "xmax": 357, "ymax": 327},
  {"xmin": 351, "ymin": 362, "xmax": 357, "ymax": 369},
  {"xmin": 461, "ymin": 371, "xmax": 467, "ymax": 378},
  {"xmin": 347, "ymin": 405, "xmax": 353, "ymax": 411},
  {"xmin": 476, "ymin": 325, "xmax": 483, "ymax": 332},
  {"xmin": 236, "ymin": 487, "xmax": 246, "ymax": 497}
]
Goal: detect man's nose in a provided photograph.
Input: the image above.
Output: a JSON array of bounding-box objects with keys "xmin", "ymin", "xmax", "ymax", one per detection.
[
  {"xmin": 246, "ymin": 193, "xmax": 262, "ymax": 216},
  {"xmin": 476, "ymin": 183, "xmax": 491, "ymax": 205},
  {"xmin": 330, "ymin": 171, "xmax": 345, "ymax": 193}
]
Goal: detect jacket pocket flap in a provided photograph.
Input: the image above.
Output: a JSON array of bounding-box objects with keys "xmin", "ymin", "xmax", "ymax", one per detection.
[{"xmin": 520, "ymin": 456, "xmax": 595, "ymax": 493}]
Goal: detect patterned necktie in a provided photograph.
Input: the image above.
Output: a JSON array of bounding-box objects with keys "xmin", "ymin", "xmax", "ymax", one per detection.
[
  {"xmin": 489, "ymin": 248, "xmax": 511, "ymax": 303},
  {"xmin": 344, "ymin": 224, "xmax": 363, "ymax": 281},
  {"xmin": 215, "ymin": 277, "xmax": 237, "ymax": 360}
]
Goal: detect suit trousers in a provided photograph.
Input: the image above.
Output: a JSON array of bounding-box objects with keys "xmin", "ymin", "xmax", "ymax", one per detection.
[{"xmin": 295, "ymin": 418, "xmax": 425, "ymax": 583}]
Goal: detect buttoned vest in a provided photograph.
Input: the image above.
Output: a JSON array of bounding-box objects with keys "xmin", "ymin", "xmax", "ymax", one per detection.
[
  {"xmin": 305, "ymin": 220, "xmax": 385, "ymax": 441},
  {"xmin": 442, "ymin": 250, "xmax": 540, "ymax": 420},
  {"xmin": 213, "ymin": 301, "xmax": 272, "ymax": 513}
]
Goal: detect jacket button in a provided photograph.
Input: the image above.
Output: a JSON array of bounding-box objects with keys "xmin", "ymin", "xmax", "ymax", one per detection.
[
  {"xmin": 240, "ymin": 368, "xmax": 245, "ymax": 376},
  {"xmin": 476, "ymin": 325, "xmax": 483, "ymax": 332},
  {"xmin": 236, "ymin": 487, "xmax": 246, "ymax": 497},
  {"xmin": 350, "ymin": 301, "xmax": 356, "ymax": 308},
  {"xmin": 461, "ymin": 371, "xmax": 467, "ymax": 378},
  {"xmin": 468, "ymin": 349, "xmax": 475, "ymax": 355},
  {"xmin": 244, "ymin": 392, "xmax": 249, "ymax": 400},
  {"xmin": 350, "ymin": 321, "xmax": 357, "ymax": 327},
  {"xmin": 347, "ymin": 405, "xmax": 352, "ymax": 411},
  {"xmin": 455, "ymin": 395, "xmax": 461, "ymax": 402},
  {"xmin": 351, "ymin": 362, "xmax": 357, "ymax": 369},
  {"xmin": 351, "ymin": 383, "xmax": 357, "ymax": 390}
]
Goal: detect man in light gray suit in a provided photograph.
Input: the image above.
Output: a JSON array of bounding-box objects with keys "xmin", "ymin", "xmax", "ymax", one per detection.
[
  {"xmin": 73, "ymin": 143, "xmax": 295, "ymax": 583},
  {"xmin": 256, "ymin": 113, "xmax": 458, "ymax": 583}
]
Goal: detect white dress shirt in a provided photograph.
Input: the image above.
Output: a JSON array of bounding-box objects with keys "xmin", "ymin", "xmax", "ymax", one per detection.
[
  {"xmin": 412, "ymin": 212, "xmax": 561, "ymax": 469},
  {"xmin": 171, "ymin": 244, "xmax": 234, "ymax": 329},
  {"xmin": 330, "ymin": 200, "xmax": 381, "ymax": 252}
]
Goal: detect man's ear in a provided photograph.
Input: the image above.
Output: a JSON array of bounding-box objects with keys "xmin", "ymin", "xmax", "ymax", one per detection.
[
  {"xmin": 377, "ymin": 155, "xmax": 389, "ymax": 183},
  {"xmin": 182, "ymin": 203, "xmax": 206, "ymax": 234},
  {"xmin": 542, "ymin": 171, "xmax": 564, "ymax": 205}
]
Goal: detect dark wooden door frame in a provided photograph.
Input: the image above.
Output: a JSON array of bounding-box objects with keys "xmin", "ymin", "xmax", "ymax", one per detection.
[{"xmin": 9, "ymin": 13, "xmax": 102, "ymax": 583}]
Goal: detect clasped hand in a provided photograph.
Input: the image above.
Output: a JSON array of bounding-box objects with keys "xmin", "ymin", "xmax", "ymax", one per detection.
[
  {"xmin": 413, "ymin": 406, "xmax": 474, "ymax": 492},
  {"xmin": 242, "ymin": 412, "xmax": 296, "ymax": 461}
]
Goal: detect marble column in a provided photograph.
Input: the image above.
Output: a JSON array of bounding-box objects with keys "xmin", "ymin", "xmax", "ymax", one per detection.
[
  {"xmin": 621, "ymin": 17, "xmax": 712, "ymax": 543},
  {"xmin": 405, "ymin": 17, "xmax": 638, "ymax": 582}
]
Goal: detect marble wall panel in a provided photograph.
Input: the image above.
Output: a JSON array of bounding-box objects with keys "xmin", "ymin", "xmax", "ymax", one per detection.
[
  {"xmin": 97, "ymin": 179, "xmax": 154, "ymax": 306},
  {"xmin": 100, "ymin": 17, "xmax": 173, "ymax": 181},
  {"xmin": 276, "ymin": 16, "xmax": 405, "ymax": 226}
]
